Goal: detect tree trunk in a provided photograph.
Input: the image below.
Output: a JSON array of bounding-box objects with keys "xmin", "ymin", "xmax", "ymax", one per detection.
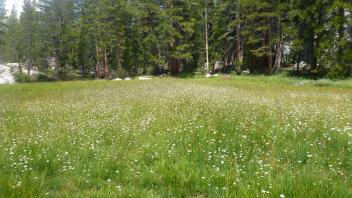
[
  {"xmin": 55, "ymin": 16, "xmax": 62, "ymax": 73},
  {"xmin": 267, "ymin": 31, "xmax": 273, "ymax": 75},
  {"xmin": 156, "ymin": 40, "xmax": 161, "ymax": 71},
  {"xmin": 96, "ymin": 44, "xmax": 101, "ymax": 79},
  {"xmin": 18, "ymin": 62, "xmax": 22, "ymax": 74},
  {"xmin": 28, "ymin": 37, "xmax": 32, "ymax": 75},
  {"xmin": 235, "ymin": 28, "xmax": 241, "ymax": 62},
  {"xmin": 274, "ymin": 20, "xmax": 282, "ymax": 74},
  {"xmin": 27, "ymin": 58, "xmax": 32, "ymax": 75},
  {"xmin": 235, "ymin": 0, "xmax": 241, "ymax": 62},
  {"xmin": 28, "ymin": 18, "xmax": 33, "ymax": 75},
  {"xmin": 296, "ymin": 54, "xmax": 300, "ymax": 76},
  {"xmin": 337, "ymin": 7, "xmax": 345, "ymax": 68},
  {"xmin": 104, "ymin": 49, "xmax": 108, "ymax": 80},
  {"xmin": 268, "ymin": 51, "xmax": 273, "ymax": 75},
  {"xmin": 169, "ymin": 57, "xmax": 179, "ymax": 75},
  {"xmin": 235, "ymin": 1, "xmax": 242, "ymax": 74},
  {"xmin": 115, "ymin": 36, "xmax": 122, "ymax": 73},
  {"xmin": 311, "ymin": 11, "xmax": 323, "ymax": 73},
  {"xmin": 55, "ymin": 52, "xmax": 60, "ymax": 72},
  {"xmin": 205, "ymin": 1, "xmax": 210, "ymax": 74},
  {"xmin": 311, "ymin": 56, "xmax": 318, "ymax": 71}
]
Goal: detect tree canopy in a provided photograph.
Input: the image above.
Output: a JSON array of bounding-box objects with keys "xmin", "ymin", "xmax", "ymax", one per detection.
[{"xmin": 0, "ymin": 0, "xmax": 351, "ymax": 79}]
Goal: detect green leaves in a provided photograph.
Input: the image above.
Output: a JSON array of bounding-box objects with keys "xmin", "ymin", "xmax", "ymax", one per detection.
[{"xmin": 1, "ymin": 0, "xmax": 350, "ymax": 77}]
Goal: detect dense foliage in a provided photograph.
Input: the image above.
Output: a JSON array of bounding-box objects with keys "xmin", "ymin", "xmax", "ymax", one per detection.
[{"xmin": 0, "ymin": 0, "xmax": 351, "ymax": 78}]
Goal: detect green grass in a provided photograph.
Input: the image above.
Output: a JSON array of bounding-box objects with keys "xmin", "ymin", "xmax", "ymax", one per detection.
[{"xmin": 0, "ymin": 76, "xmax": 351, "ymax": 197}]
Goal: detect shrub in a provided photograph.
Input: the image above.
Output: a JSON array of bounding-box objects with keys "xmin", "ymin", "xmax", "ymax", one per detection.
[
  {"xmin": 327, "ymin": 65, "xmax": 349, "ymax": 79},
  {"xmin": 37, "ymin": 73, "xmax": 54, "ymax": 82},
  {"xmin": 116, "ymin": 69, "xmax": 129, "ymax": 79},
  {"xmin": 57, "ymin": 69, "xmax": 77, "ymax": 81},
  {"xmin": 14, "ymin": 73, "xmax": 36, "ymax": 83}
]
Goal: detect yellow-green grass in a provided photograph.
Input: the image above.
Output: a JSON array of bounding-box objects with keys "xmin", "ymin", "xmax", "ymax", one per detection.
[{"xmin": 0, "ymin": 76, "xmax": 351, "ymax": 197}]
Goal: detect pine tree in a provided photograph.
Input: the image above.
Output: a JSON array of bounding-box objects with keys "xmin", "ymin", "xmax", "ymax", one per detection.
[
  {"xmin": 165, "ymin": 0, "xmax": 200, "ymax": 75},
  {"xmin": 3, "ymin": 6, "xmax": 23, "ymax": 72},
  {"xmin": 75, "ymin": 0, "xmax": 98, "ymax": 76},
  {"xmin": 318, "ymin": 0, "xmax": 352, "ymax": 77},
  {"xmin": 0, "ymin": 0, "xmax": 7, "ymax": 62},
  {"xmin": 108, "ymin": 0, "xmax": 125, "ymax": 77},
  {"xmin": 138, "ymin": 0, "xmax": 166, "ymax": 74},
  {"xmin": 290, "ymin": 0, "xmax": 330, "ymax": 76},
  {"xmin": 212, "ymin": 0, "xmax": 243, "ymax": 72},
  {"xmin": 37, "ymin": 0, "xmax": 76, "ymax": 75},
  {"xmin": 1, "ymin": 0, "xmax": 350, "ymax": 79},
  {"xmin": 19, "ymin": 0, "xmax": 38, "ymax": 74}
]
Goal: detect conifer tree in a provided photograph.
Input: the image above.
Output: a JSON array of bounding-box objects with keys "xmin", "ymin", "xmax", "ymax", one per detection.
[
  {"xmin": 37, "ymin": 0, "xmax": 76, "ymax": 75},
  {"xmin": 0, "ymin": 0, "xmax": 7, "ymax": 62},
  {"xmin": 1, "ymin": 0, "xmax": 351, "ymax": 78},
  {"xmin": 19, "ymin": 0, "xmax": 38, "ymax": 74},
  {"xmin": 3, "ymin": 6, "xmax": 23, "ymax": 72}
]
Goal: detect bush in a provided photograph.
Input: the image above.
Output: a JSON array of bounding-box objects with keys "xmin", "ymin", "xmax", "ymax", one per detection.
[
  {"xmin": 116, "ymin": 69, "xmax": 129, "ymax": 79},
  {"xmin": 15, "ymin": 69, "xmax": 79, "ymax": 83},
  {"xmin": 37, "ymin": 73, "xmax": 55, "ymax": 82},
  {"xmin": 14, "ymin": 73, "xmax": 36, "ymax": 83},
  {"xmin": 327, "ymin": 65, "xmax": 349, "ymax": 79},
  {"xmin": 57, "ymin": 69, "xmax": 77, "ymax": 81}
]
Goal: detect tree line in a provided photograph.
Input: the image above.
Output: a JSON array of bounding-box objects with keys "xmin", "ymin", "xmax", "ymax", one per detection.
[{"xmin": 0, "ymin": 0, "xmax": 351, "ymax": 79}]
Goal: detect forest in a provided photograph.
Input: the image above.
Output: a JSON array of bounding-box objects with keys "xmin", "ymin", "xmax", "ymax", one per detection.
[{"xmin": 0, "ymin": 0, "xmax": 351, "ymax": 80}]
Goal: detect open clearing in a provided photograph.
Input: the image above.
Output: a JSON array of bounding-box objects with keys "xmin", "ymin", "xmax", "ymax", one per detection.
[{"xmin": 0, "ymin": 76, "xmax": 351, "ymax": 197}]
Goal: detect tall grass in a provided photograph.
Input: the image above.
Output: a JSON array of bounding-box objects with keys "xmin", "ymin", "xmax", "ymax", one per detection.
[{"xmin": 0, "ymin": 77, "xmax": 351, "ymax": 197}]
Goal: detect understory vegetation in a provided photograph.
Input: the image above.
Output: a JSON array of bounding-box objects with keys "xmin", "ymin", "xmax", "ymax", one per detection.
[{"xmin": 0, "ymin": 76, "xmax": 351, "ymax": 197}]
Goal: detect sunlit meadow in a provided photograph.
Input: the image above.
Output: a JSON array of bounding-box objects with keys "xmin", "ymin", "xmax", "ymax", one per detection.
[{"xmin": 0, "ymin": 76, "xmax": 351, "ymax": 197}]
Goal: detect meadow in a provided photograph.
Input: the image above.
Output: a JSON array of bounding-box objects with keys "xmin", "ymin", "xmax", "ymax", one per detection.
[{"xmin": 0, "ymin": 76, "xmax": 351, "ymax": 197}]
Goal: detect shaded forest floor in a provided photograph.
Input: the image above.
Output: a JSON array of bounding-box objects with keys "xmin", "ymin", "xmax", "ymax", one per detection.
[{"xmin": 0, "ymin": 76, "xmax": 351, "ymax": 197}]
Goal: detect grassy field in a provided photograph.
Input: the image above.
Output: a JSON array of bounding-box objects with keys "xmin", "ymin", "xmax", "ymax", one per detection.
[{"xmin": 0, "ymin": 76, "xmax": 351, "ymax": 197}]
